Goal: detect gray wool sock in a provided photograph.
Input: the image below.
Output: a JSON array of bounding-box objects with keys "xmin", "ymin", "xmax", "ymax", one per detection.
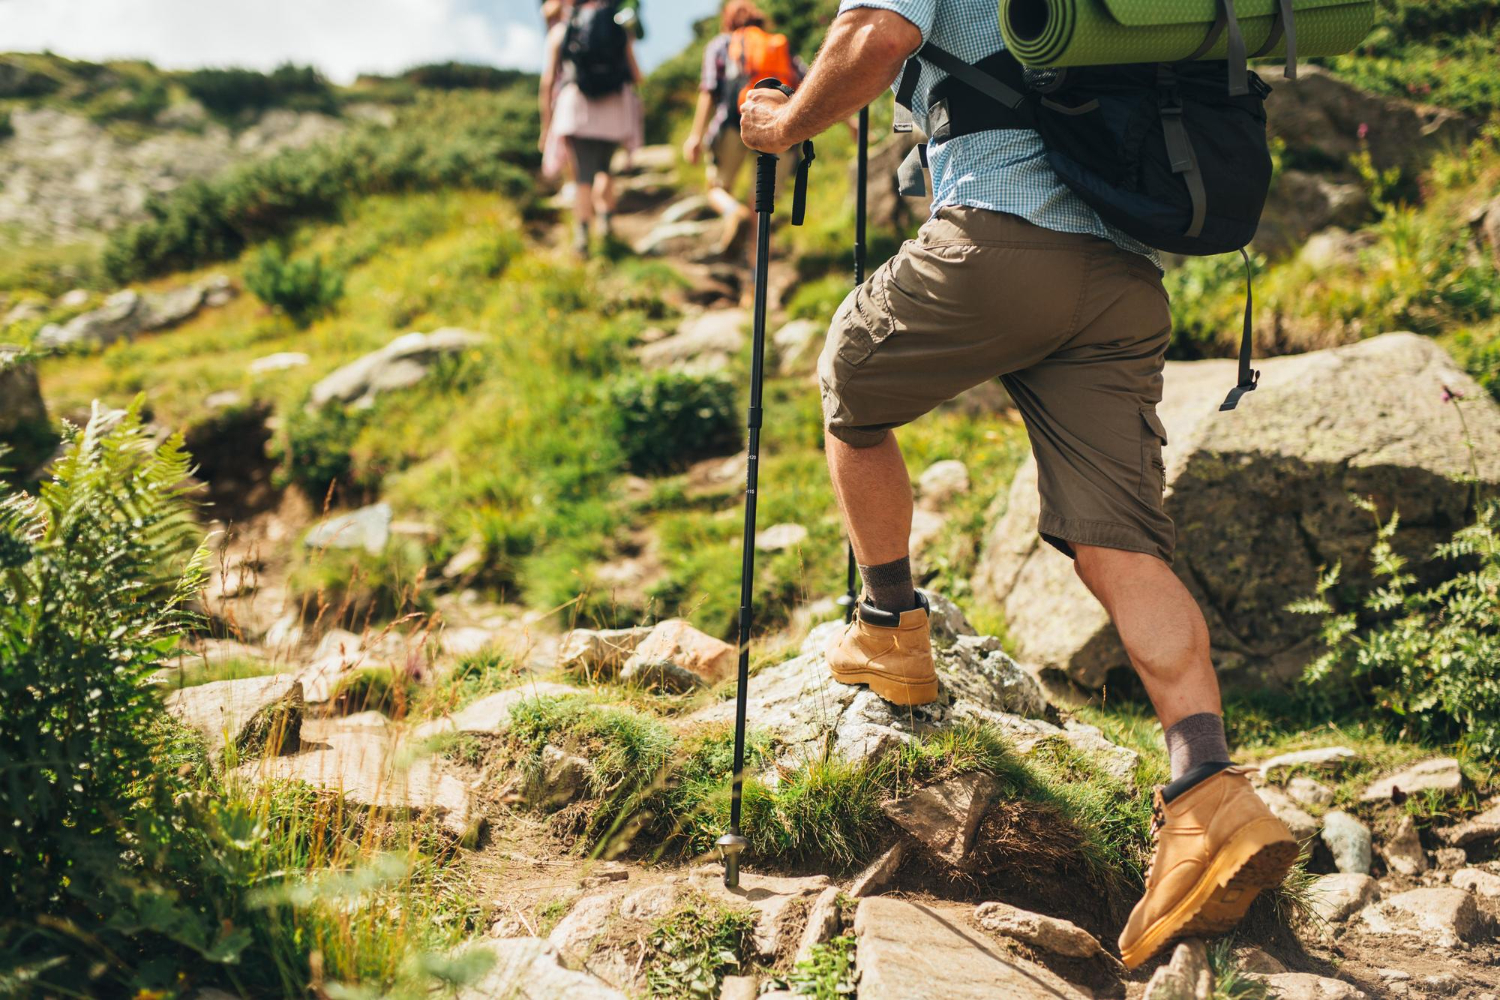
[
  {"xmin": 859, "ymin": 556, "xmax": 917, "ymax": 615},
  {"xmin": 1164, "ymin": 713, "xmax": 1232, "ymax": 781}
]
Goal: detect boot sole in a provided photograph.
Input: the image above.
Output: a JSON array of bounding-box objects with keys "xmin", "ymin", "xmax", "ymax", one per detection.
[
  {"xmin": 1120, "ymin": 819, "xmax": 1298, "ymax": 971},
  {"xmin": 827, "ymin": 664, "xmax": 939, "ymax": 707}
]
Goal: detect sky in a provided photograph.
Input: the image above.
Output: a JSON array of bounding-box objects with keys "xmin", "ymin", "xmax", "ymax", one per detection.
[{"xmin": 0, "ymin": 0, "xmax": 721, "ymax": 81}]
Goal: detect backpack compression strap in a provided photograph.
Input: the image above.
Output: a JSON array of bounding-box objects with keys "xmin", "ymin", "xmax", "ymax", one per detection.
[
  {"xmin": 1250, "ymin": 0, "xmax": 1299, "ymax": 80},
  {"xmin": 1219, "ymin": 248, "xmax": 1260, "ymax": 411}
]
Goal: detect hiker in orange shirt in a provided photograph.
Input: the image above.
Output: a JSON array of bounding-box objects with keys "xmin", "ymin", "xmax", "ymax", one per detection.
[{"xmin": 682, "ymin": 1, "xmax": 807, "ymax": 261}]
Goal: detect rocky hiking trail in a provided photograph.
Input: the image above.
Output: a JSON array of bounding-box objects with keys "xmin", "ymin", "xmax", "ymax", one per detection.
[{"xmin": 133, "ymin": 142, "xmax": 1500, "ymax": 999}]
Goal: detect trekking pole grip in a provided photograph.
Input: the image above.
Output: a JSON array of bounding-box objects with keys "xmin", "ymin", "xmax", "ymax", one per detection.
[{"xmin": 752, "ymin": 79, "xmax": 794, "ymax": 215}]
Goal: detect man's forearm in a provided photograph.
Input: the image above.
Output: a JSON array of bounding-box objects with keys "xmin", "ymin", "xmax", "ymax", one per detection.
[{"xmin": 775, "ymin": 10, "xmax": 922, "ymax": 146}]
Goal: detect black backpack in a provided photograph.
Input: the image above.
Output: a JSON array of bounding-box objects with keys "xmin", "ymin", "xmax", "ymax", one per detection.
[
  {"xmin": 897, "ymin": 41, "xmax": 1286, "ymax": 411},
  {"xmin": 563, "ymin": 1, "xmax": 632, "ymax": 99}
]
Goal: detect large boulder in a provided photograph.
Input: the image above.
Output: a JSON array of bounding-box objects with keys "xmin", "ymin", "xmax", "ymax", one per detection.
[
  {"xmin": 310, "ymin": 329, "xmax": 482, "ymax": 409},
  {"xmin": 0, "ymin": 344, "xmax": 47, "ymax": 443},
  {"xmin": 1263, "ymin": 66, "xmax": 1477, "ymax": 181},
  {"xmin": 861, "ymin": 132, "xmax": 932, "ymax": 235},
  {"xmin": 1254, "ymin": 169, "xmax": 1368, "ymax": 258},
  {"xmin": 974, "ymin": 334, "xmax": 1500, "ymax": 690}
]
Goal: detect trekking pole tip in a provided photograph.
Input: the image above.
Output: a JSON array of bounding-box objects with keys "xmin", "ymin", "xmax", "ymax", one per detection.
[{"xmin": 716, "ymin": 832, "xmax": 748, "ymax": 889}]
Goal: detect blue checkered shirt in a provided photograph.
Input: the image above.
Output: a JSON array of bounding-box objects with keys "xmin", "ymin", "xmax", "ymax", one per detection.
[{"xmin": 838, "ymin": 0, "xmax": 1159, "ymax": 264}]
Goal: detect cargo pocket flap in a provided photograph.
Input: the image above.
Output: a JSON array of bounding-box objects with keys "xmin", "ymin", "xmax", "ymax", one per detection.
[{"xmin": 1141, "ymin": 408, "xmax": 1169, "ymax": 445}]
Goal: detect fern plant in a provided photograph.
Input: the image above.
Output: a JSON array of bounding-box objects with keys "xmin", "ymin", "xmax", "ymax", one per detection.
[
  {"xmin": 1292, "ymin": 495, "xmax": 1500, "ymax": 757},
  {"xmin": 0, "ymin": 401, "xmax": 242, "ymax": 993}
]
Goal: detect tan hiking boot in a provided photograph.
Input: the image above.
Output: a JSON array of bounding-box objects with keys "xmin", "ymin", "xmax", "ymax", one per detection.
[
  {"xmin": 1119, "ymin": 766, "xmax": 1299, "ymax": 970},
  {"xmin": 826, "ymin": 595, "xmax": 939, "ymax": 706}
]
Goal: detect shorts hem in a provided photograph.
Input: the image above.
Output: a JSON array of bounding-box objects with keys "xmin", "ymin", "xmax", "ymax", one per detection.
[{"xmin": 1038, "ymin": 511, "xmax": 1173, "ymax": 565}]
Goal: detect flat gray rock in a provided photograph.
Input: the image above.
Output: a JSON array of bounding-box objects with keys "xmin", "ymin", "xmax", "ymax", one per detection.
[
  {"xmin": 1358, "ymin": 887, "xmax": 1482, "ymax": 949},
  {"xmin": 303, "ymin": 502, "xmax": 393, "ymax": 554},
  {"xmin": 1252, "ymin": 973, "xmax": 1368, "ymax": 999},
  {"xmin": 310, "ymin": 329, "xmax": 482, "ymax": 409},
  {"xmin": 455, "ymin": 937, "xmax": 626, "ymax": 999},
  {"xmin": 412, "ymin": 681, "xmax": 581, "ymax": 740},
  {"xmin": 1382, "ymin": 815, "xmax": 1428, "ymax": 876},
  {"xmin": 856, "ymin": 897, "xmax": 1089, "ymax": 1000},
  {"xmin": 1360, "ymin": 757, "xmax": 1463, "ymax": 802},
  {"xmin": 1259, "ymin": 747, "xmax": 1358, "ymax": 780},
  {"xmin": 882, "ymin": 772, "xmax": 997, "ymax": 865}
]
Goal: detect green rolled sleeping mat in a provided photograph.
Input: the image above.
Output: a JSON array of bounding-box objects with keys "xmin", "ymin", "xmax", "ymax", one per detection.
[{"xmin": 999, "ymin": 0, "xmax": 1374, "ymax": 68}]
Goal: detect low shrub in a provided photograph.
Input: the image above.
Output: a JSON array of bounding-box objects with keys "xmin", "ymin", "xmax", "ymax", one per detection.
[
  {"xmin": 271, "ymin": 403, "xmax": 372, "ymax": 504},
  {"xmin": 103, "ymin": 90, "xmax": 540, "ymax": 282},
  {"xmin": 1292, "ymin": 491, "xmax": 1500, "ymax": 758},
  {"xmin": 0, "ymin": 111, "xmax": 12, "ymax": 141},
  {"xmin": 244, "ymin": 243, "xmax": 346, "ymax": 327},
  {"xmin": 399, "ymin": 62, "xmax": 534, "ymax": 92},
  {"xmin": 643, "ymin": 900, "xmax": 757, "ymax": 999},
  {"xmin": 84, "ymin": 78, "xmax": 169, "ymax": 124},
  {"xmin": 182, "ymin": 63, "xmax": 338, "ymax": 119},
  {"xmin": 610, "ymin": 370, "xmax": 742, "ymax": 476}
]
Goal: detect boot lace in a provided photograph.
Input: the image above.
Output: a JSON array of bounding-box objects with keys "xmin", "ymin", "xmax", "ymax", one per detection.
[{"xmin": 1143, "ymin": 793, "xmax": 1167, "ymax": 885}]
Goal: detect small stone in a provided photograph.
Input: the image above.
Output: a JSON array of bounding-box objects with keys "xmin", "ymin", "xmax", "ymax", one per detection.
[
  {"xmin": 1422, "ymin": 973, "xmax": 1458, "ymax": 992},
  {"xmin": 881, "ymin": 772, "xmax": 998, "ymax": 865},
  {"xmin": 1286, "ymin": 776, "xmax": 1334, "ymax": 808},
  {"xmin": 1360, "ymin": 757, "xmax": 1463, "ymax": 803},
  {"xmin": 442, "ymin": 545, "xmax": 485, "ymax": 579},
  {"xmin": 1232, "ymin": 946, "xmax": 1286, "ymax": 975},
  {"xmin": 310, "ymin": 329, "xmax": 481, "ymax": 409},
  {"xmin": 794, "ymin": 887, "xmax": 842, "ymax": 963},
  {"xmin": 1382, "ymin": 815, "xmax": 1428, "ymax": 876},
  {"xmin": 249, "ymin": 351, "xmax": 310, "ymax": 374},
  {"xmin": 1358, "ymin": 886, "xmax": 1481, "ymax": 949},
  {"xmin": 1376, "ymin": 969, "xmax": 1410, "ymax": 981},
  {"xmin": 1322, "ymin": 810, "xmax": 1373, "ymax": 874},
  {"xmin": 557, "ymin": 625, "xmax": 654, "ymax": 678},
  {"xmin": 973, "ymin": 900, "xmax": 1102, "ymax": 958},
  {"xmin": 917, "ymin": 460, "xmax": 971, "ymax": 510},
  {"xmin": 165, "ymin": 674, "xmax": 304, "ymax": 760},
  {"xmin": 1143, "ymin": 940, "xmax": 1211, "ymax": 1000},
  {"xmin": 619, "ymin": 657, "xmax": 708, "ymax": 693},
  {"xmin": 1452, "ymin": 867, "xmax": 1500, "ymax": 898},
  {"xmin": 772, "ymin": 318, "xmax": 825, "ymax": 375},
  {"xmin": 623, "ymin": 619, "xmax": 736, "ymax": 686},
  {"xmin": 1252, "ymin": 973, "xmax": 1368, "ymax": 999},
  {"xmin": 756, "ymin": 523, "xmax": 809, "ymax": 552},
  {"xmin": 1259, "ymin": 747, "xmax": 1357, "ymax": 780},
  {"xmin": 718, "ymin": 977, "xmax": 758, "ymax": 1000},
  {"xmin": 849, "ymin": 841, "xmax": 904, "ymax": 898},
  {"xmin": 303, "ymin": 502, "xmax": 393, "ymax": 554},
  {"xmin": 1435, "ymin": 847, "xmax": 1468, "ymax": 869},
  {"xmin": 1308, "ymin": 873, "xmax": 1381, "ymax": 924}
]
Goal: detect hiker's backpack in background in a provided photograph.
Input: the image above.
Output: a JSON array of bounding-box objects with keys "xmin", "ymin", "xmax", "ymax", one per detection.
[
  {"xmin": 724, "ymin": 26, "xmax": 799, "ymax": 117},
  {"xmin": 564, "ymin": 1, "xmax": 632, "ymax": 98}
]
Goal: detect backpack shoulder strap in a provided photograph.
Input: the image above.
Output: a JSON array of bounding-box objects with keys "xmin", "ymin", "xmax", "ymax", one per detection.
[{"xmin": 904, "ymin": 43, "xmax": 1026, "ymax": 111}]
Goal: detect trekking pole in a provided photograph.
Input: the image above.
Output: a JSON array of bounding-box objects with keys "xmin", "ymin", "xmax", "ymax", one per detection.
[
  {"xmin": 839, "ymin": 105, "xmax": 871, "ymax": 625},
  {"xmin": 718, "ymin": 79, "xmax": 813, "ymax": 891}
]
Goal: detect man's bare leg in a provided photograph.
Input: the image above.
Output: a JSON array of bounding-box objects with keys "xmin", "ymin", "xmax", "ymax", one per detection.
[
  {"xmin": 1072, "ymin": 544, "xmax": 1222, "ymax": 731},
  {"xmin": 826, "ymin": 431, "xmax": 913, "ymax": 567}
]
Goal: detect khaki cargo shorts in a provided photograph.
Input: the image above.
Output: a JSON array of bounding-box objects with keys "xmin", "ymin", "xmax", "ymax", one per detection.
[{"xmin": 819, "ymin": 206, "xmax": 1176, "ymax": 562}]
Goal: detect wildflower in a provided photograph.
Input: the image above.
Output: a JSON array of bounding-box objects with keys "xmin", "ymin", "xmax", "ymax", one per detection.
[
  {"xmin": 1357, "ymin": 122, "xmax": 1370, "ymax": 140},
  {"xmin": 1442, "ymin": 384, "xmax": 1466, "ymax": 403}
]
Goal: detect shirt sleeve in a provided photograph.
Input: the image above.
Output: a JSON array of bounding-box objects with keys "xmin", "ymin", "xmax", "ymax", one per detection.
[
  {"xmin": 701, "ymin": 35, "xmax": 727, "ymax": 93},
  {"xmin": 836, "ymin": 0, "xmax": 936, "ymax": 42}
]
